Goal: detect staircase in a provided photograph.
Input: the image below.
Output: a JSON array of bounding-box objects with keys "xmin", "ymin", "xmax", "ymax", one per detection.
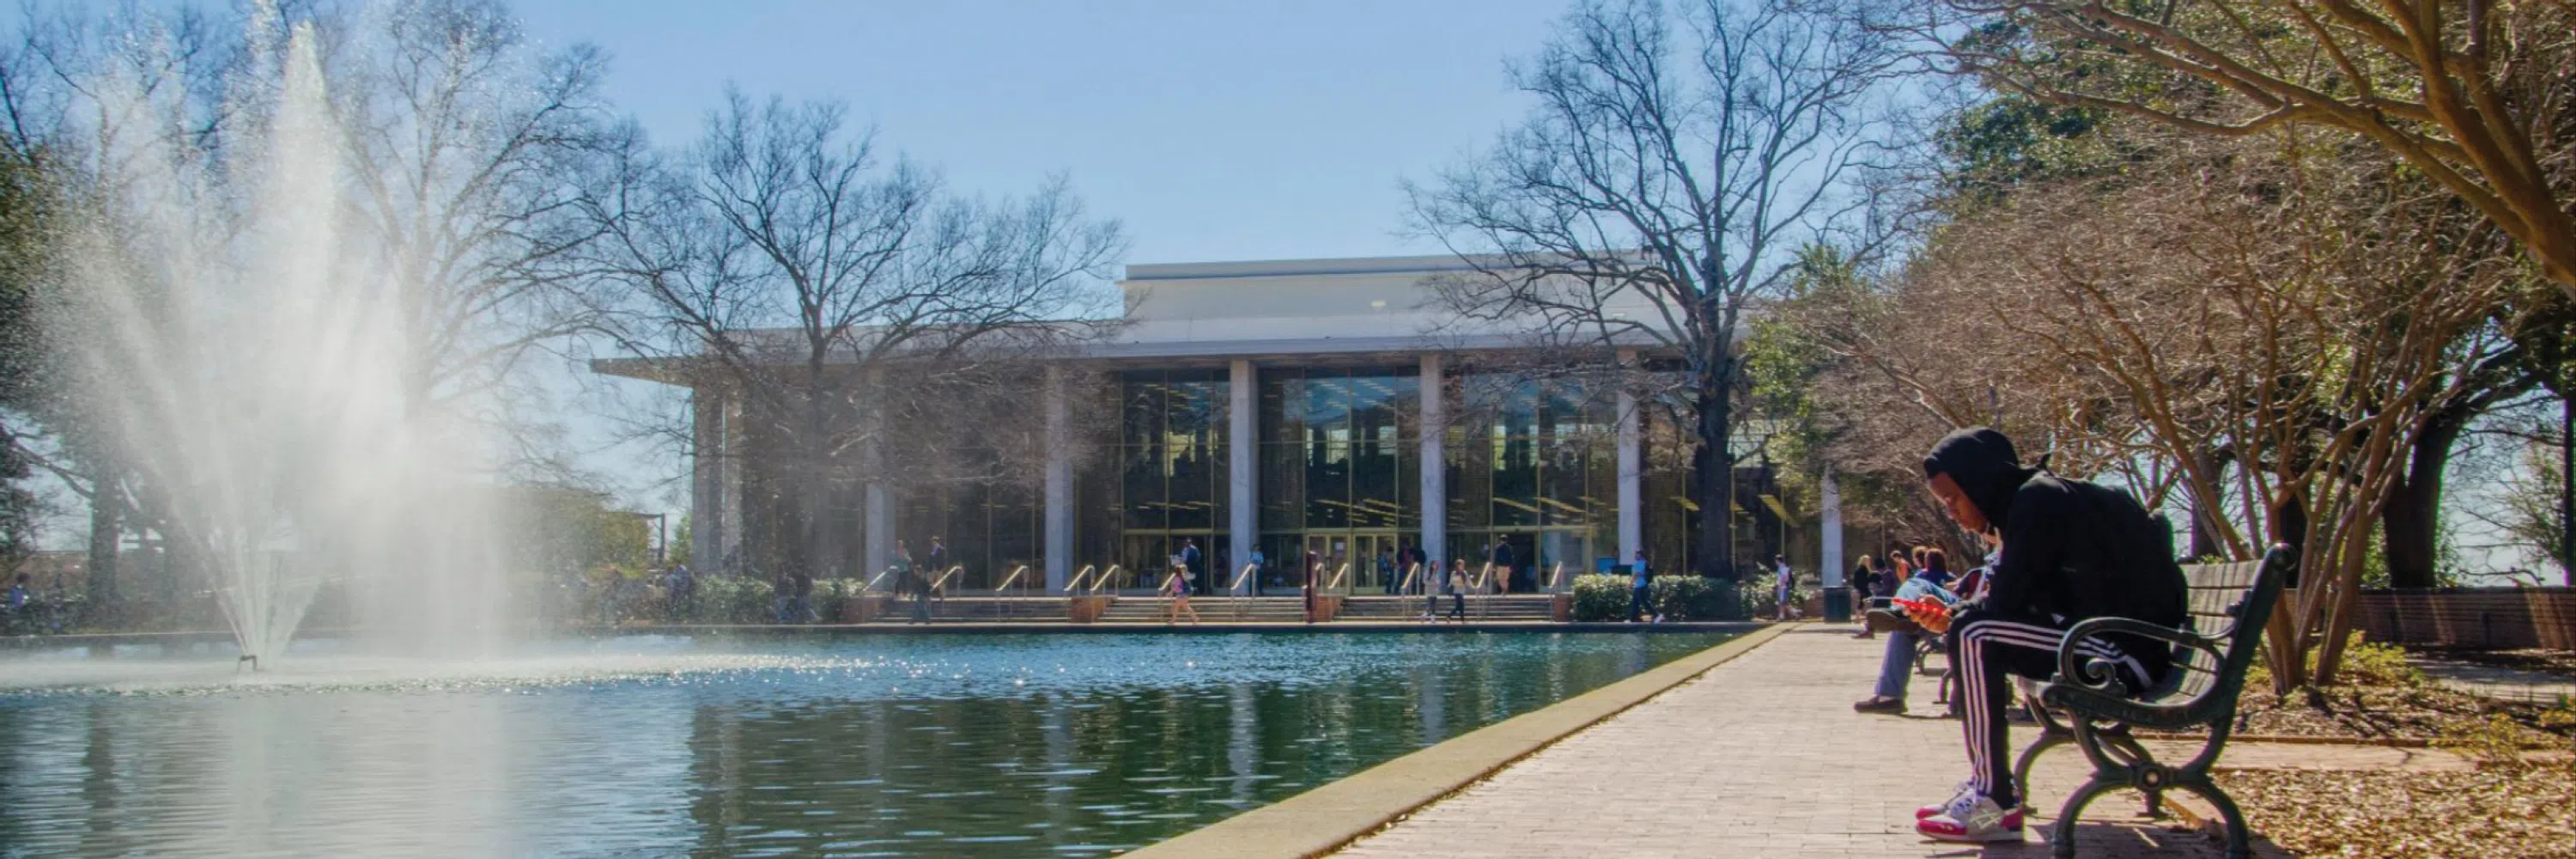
[
  {"xmin": 1336, "ymin": 594, "xmax": 1558, "ymax": 622},
  {"xmin": 1094, "ymin": 595, "xmax": 1309, "ymax": 624}
]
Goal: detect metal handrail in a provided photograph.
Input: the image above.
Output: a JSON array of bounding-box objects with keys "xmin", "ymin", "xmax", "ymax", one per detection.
[
  {"xmin": 1226, "ymin": 563, "xmax": 1255, "ymax": 594},
  {"xmin": 1088, "ymin": 564, "xmax": 1122, "ymax": 594},
  {"xmin": 930, "ymin": 564, "xmax": 963, "ymax": 594},
  {"xmin": 993, "ymin": 564, "xmax": 1029, "ymax": 594},
  {"xmin": 1325, "ymin": 563, "xmax": 1349, "ymax": 594},
  {"xmin": 1065, "ymin": 564, "xmax": 1096, "ymax": 594},
  {"xmin": 862, "ymin": 569, "xmax": 891, "ymax": 593},
  {"xmin": 1548, "ymin": 562, "xmax": 1568, "ymax": 592},
  {"xmin": 1397, "ymin": 562, "xmax": 1420, "ymax": 595}
]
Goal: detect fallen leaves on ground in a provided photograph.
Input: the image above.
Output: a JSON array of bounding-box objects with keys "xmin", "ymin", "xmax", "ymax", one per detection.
[{"xmin": 2221, "ymin": 759, "xmax": 2576, "ymax": 859}]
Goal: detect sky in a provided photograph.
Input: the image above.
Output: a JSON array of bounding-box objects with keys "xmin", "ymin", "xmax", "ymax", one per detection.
[
  {"xmin": 500, "ymin": 0, "xmax": 1582, "ymax": 518},
  {"xmin": 513, "ymin": 0, "xmax": 1573, "ymax": 266}
]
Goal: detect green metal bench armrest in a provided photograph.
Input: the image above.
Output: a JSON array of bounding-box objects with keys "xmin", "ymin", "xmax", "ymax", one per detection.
[{"xmin": 2047, "ymin": 616, "xmax": 2230, "ymax": 721}]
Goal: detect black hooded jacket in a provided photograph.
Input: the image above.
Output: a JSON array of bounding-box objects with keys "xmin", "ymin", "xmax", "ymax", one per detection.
[{"xmin": 1925, "ymin": 428, "xmax": 2187, "ymax": 680}]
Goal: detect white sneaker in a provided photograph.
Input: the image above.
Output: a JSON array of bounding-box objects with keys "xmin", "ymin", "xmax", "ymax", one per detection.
[
  {"xmin": 1915, "ymin": 781, "xmax": 1974, "ymax": 819},
  {"xmin": 1917, "ymin": 792, "xmax": 2024, "ymax": 843}
]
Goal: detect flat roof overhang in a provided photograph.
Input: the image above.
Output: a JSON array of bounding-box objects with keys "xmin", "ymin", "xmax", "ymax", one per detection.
[{"xmin": 591, "ymin": 332, "xmax": 1678, "ymax": 387}]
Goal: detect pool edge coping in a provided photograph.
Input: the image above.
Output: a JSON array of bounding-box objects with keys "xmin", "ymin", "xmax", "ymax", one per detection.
[{"xmin": 1121, "ymin": 622, "xmax": 1797, "ymax": 859}]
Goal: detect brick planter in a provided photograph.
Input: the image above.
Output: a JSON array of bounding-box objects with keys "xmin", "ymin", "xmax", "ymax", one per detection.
[
  {"xmin": 838, "ymin": 594, "xmax": 889, "ymax": 624},
  {"xmin": 1066, "ymin": 595, "xmax": 1114, "ymax": 624}
]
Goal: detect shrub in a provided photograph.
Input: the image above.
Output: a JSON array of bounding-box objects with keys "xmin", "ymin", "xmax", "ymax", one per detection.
[{"xmin": 1569, "ymin": 574, "xmax": 1733, "ymax": 621}]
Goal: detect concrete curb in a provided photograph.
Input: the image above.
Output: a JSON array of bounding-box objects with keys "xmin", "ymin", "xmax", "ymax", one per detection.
[
  {"xmin": 594, "ymin": 621, "xmax": 1766, "ymax": 636},
  {"xmin": 1124, "ymin": 623, "xmax": 1794, "ymax": 859}
]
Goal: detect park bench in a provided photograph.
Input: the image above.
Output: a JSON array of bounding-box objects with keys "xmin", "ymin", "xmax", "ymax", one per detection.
[{"xmin": 2024, "ymin": 545, "xmax": 2293, "ymax": 859}]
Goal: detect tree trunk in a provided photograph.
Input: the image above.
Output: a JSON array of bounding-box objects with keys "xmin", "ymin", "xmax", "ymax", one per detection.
[
  {"xmin": 2382, "ymin": 411, "xmax": 2465, "ymax": 589},
  {"xmin": 2561, "ymin": 390, "xmax": 2573, "ymax": 586},
  {"xmin": 804, "ymin": 393, "xmax": 840, "ymax": 581},
  {"xmin": 84, "ymin": 472, "xmax": 120, "ymax": 625},
  {"xmin": 2189, "ymin": 448, "xmax": 2227, "ymax": 560},
  {"xmin": 1691, "ymin": 365, "xmax": 1736, "ymax": 587}
]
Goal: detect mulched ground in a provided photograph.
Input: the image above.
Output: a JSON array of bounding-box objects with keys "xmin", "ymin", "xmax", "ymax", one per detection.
[
  {"xmin": 2220, "ymin": 759, "xmax": 2576, "ymax": 859},
  {"xmin": 2196, "ymin": 643, "xmax": 2576, "ymax": 858}
]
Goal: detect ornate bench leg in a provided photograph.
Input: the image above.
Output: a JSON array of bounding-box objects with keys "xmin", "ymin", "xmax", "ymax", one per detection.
[
  {"xmin": 2183, "ymin": 780, "xmax": 2253, "ymax": 859},
  {"xmin": 2012, "ymin": 728, "xmax": 2071, "ymax": 807},
  {"xmin": 2050, "ymin": 775, "xmax": 2124, "ymax": 859}
]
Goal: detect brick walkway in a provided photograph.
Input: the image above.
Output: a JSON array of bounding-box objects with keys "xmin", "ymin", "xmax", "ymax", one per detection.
[{"xmin": 1338, "ymin": 625, "xmax": 2432, "ymax": 858}]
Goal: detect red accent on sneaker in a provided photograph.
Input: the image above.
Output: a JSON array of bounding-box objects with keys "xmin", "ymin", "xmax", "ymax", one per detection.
[{"xmin": 1916, "ymin": 808, "xmax": 2024, "ymax": 843}]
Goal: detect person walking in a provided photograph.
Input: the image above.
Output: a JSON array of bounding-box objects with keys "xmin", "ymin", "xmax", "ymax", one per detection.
[
  {"xmin": 1444, "ymin": 559, "xmax": 1469, "ymax": 622},
  {"xmin": 895, "ymin": 540, "xmax": 928, "ymax": 624},
  {"xmin": 1772, "ymin": 555, "xmax": 1795, "ymax": 621},
  {"xmin": 1855, "ymin": 554, "xmax": 1875, "ymax": 634},
  {"xmin": 1302, "ymin": 551, "xmax": 1322, "ymax": 624},
  {"xmin": 1179, "ymin": 538, "xmax": 1205, "ymax": 595},
  {"xmin": 1163, "ymin": 563, "xmax": 1201, "ymax": 624},
  {"xmin": 664, "ymin": 563, "xmax": 696, "ymax": 622},
  {"xmin": 1420, "ymin": 553, "xmax": 1443, "ymax": 621},
  {"xmin": 1626, "ymin": 551, "xmax": 1654, "ymax": 623},
  {"xmin": 1487, "ymin": 539, "xmax": 1516, "ymax": 594}
]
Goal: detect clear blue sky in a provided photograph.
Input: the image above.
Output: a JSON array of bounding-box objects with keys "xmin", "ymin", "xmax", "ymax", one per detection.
[{"xmin": 513, "ymin": 0, "xmax": 1574, "ymax": 267}]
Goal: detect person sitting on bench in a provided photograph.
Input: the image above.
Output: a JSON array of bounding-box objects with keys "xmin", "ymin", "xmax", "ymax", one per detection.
[{"xmin": 1907, "ymin": 427, "xmax": 2187, "ymax": 844}]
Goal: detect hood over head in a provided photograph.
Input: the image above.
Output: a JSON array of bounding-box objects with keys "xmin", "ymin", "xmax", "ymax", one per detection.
[{"xmin": 1923, "ymin": 427, "xmax": 2038, "ymax": 526}]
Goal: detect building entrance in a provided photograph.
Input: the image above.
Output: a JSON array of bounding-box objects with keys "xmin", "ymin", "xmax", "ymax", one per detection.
[{"xmin": 1297, "ymin": 532, "xmax": 1405, "ymax": 592}]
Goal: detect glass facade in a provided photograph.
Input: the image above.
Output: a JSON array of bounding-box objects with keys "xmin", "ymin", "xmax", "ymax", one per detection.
[
  {"xmin": 1113, "ymin": 369, "xmax": 1230, "ymax": 590},
  {"xmin": 762, "ymin": 359, "xmax": 1773, "ymax": 593},
  {"xmin": 1257, "ymin": 369, "xmax": 1422, "ymax": 592},
  {"xmin": 896, "ymin": 482, "xmax": 1041, "ymax": 590},
  {"xmin": 1444, "ymin": 375, "xmax": 1617, "ymax": 592}
]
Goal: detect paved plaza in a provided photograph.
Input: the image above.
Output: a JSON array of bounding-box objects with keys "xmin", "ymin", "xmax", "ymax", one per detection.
[{"xmin": 1334, "ymin": 625, "xmax": 2447, "ymax": 859}]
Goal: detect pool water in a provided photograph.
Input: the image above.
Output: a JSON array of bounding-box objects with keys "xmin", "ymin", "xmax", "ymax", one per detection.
[{"xmin": 0, "ymin": 631, "xmax": 1728, "ymax": 857}]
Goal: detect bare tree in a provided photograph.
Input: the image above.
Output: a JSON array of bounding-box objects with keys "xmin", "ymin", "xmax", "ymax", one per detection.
[
  {"xmin": 1866, "ymin": 0, "xmax": 2576, "ymax": 295},
  {"xmin": 1407, "ymin": 0, "xmax": 1906, "ymax": 582},
  {"xmin": 331, "ymin": 0, "xmax": 626, "ymax": 449},
  {"xmin": 587, "ymin": 88, "xmax": 1123, "ymax": 578}
]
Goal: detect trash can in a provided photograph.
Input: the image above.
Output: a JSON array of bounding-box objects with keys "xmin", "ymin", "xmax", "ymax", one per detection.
[{"xmin": 1823, "ymin": 588, "xmax": 1852, "ymax": 623}]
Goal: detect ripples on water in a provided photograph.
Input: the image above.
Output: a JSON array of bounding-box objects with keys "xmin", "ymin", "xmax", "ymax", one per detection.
[{"xmin": 0, "ymin": 631, "xmax": 1728, "ymax": 857}]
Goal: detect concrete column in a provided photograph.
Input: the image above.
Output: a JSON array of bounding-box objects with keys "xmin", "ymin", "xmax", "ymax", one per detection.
[
  {"xmin": 1228, "ymin": 359, "xmax": 1258, "ymax": 594},
  {"xmin": 1044, "ymin": 365, "xmax": 1073, "ymax": 591},
  {"xmin": 691, "ymin": 389, "xmax": 723, "ymax": 572},
  {"xmin": 1419, "ymin": 353, "xmax": 1446, "ymax": 568},
  {"xmin": 862, "ymin": 370, "xmax": 890, "ymax": 577},
  {"xmin": 1616, "ymin": 350, "xmax": 1643, "ymax": 566},
  {"xmin": 716, "ymin": 392, "xmax": 744, "ymax": 574},
  {"xmin": 1821, "ymin": 466, "xmax": 1844, "ymax": 589},
  {"xmin": 864, "ymin": 460, "xmax": 890, "ymax": 578}
]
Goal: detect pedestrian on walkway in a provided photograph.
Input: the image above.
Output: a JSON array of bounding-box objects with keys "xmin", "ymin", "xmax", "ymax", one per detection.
[
  {"xmin": 1626, "ymin": 551, "xmax": 1654, "ymax": 623},
  {"xmin": 1487, "ymin": 539, "xmax": 1514, "ymax": 594},
  {"xmin": 925, "ymin": 536, "xmax": 948, "ymax": 588},
  {"xmin": 1249, "ymin": 545, "xmax": 1267, "ymax": 596},
  {"xmin": 1445, "ymin": 559, "xmax": 1469, "ymax": 622},
  {"xmin": 1907, "ymin": 427, "xmax": 2184, "ymax": 844},
  {"xmin": 1849, "ymin": 554, "xmax": 1875, "ymax": 638},
  {"xmin": 895, "ymin": 540, "xmax": 928, "ymax": 624},
  {"xmin": 1164, "ymin": 563, "xmax": 1200, "ymax": 624},
  {"xmin": 1181, "ymin": 538, "xmax": 1204, "ymax": 595},
  {"xmin": 1303, "ymin": 550, "xmax": 1321, "ymax": 624},
  {"xmin": 1772, "ymin": 555, "xmax": 1795, "ymax": 621}
]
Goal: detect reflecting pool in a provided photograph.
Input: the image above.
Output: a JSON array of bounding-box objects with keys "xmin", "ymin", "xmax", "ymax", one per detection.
[{"xmin": 0, "ymin": 631, "xmax": 1728, "ymax": 857}]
